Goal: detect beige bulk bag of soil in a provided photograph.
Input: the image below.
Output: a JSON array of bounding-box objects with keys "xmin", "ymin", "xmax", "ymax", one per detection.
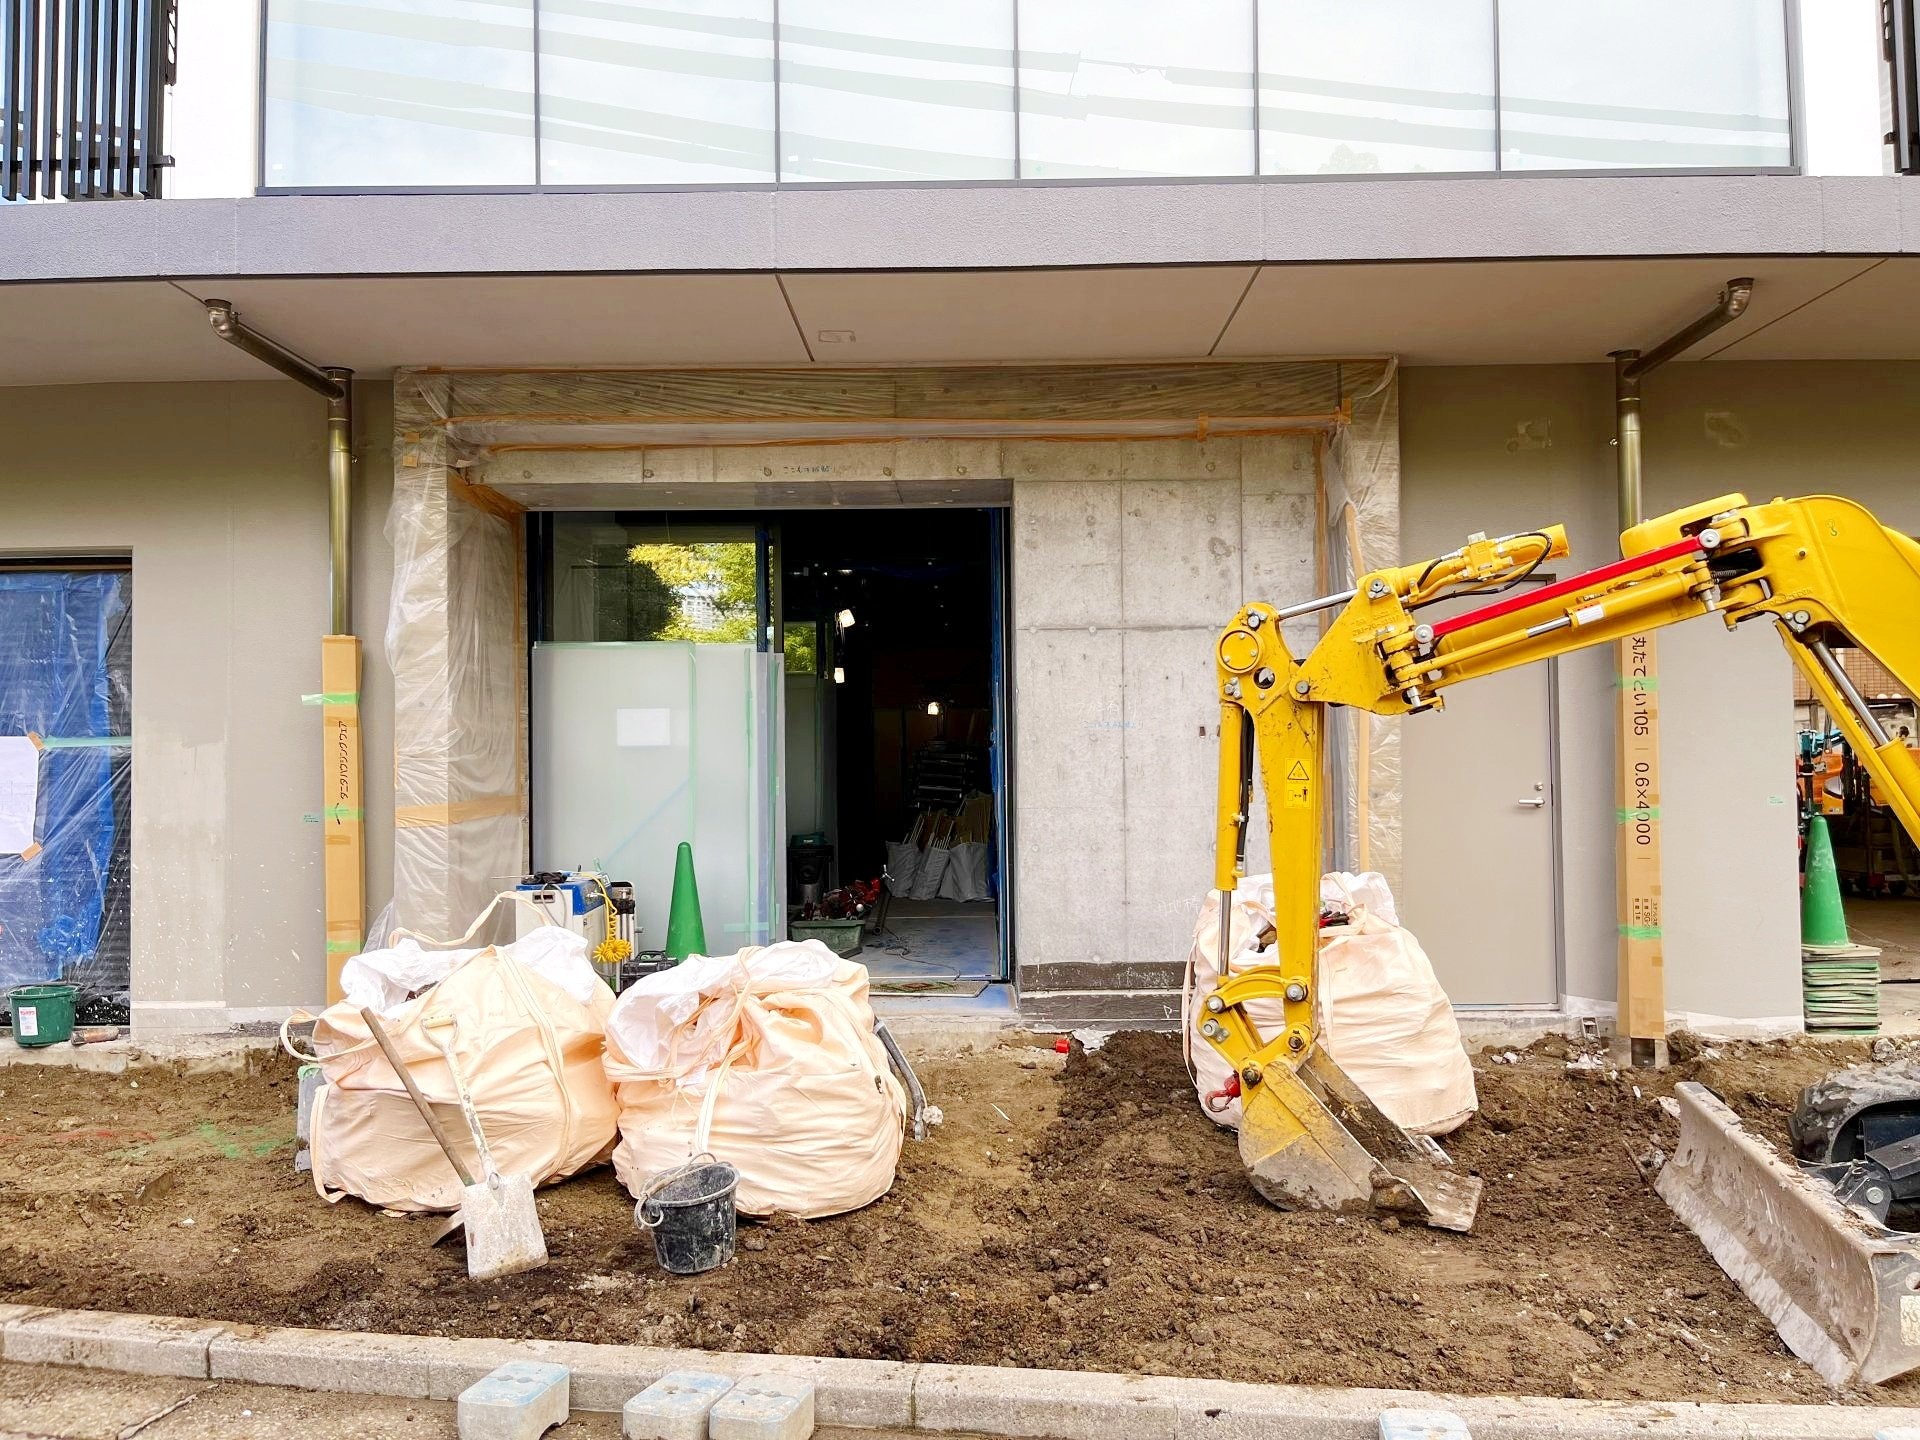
[
  {"xmin": 1182, "ymin": 877, "xmax": 1477, "ymax": 1136},
  {"xmin": 1316, "ymin": 910, "xmax": 1478, "ymax": 1136},
  {"xmin": 294, "ymin": 927, "xmax": 620, "ymax": 1213},
  {"xmin": 602, "ymin": 940, "xmax": 906, "ymax": 1219}
]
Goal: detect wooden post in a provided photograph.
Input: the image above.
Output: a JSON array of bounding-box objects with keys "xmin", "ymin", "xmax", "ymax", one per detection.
[
  {"xmin": 1616, "ymin": 632, "xmax": 1664, "ymax": 1050},
  {"xmin": 321, "ymin": 635, "xmax": 365, "ymax": 1002}
]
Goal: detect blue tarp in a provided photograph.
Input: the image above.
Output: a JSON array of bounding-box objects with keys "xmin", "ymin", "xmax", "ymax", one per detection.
[{"xmin": 0, "ymin": 571, "xmax": 131, "ymax": 994}]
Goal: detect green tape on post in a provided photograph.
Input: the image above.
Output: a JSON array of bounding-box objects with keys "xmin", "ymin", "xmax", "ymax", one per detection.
[
  {"xmin": 322, "ymin": 806, "xmax": 364, "ymax": 822},
  {"xmin": 324, "ymin": 940, "xmax": 362, "ymax": 955},
  {"xmin": 1617, "ymin": 806, "xmax": 1661, "ymax": 822},
  {"xmin": 1614, "ymin": 676, "xmax": 1660, "ymax": 692},
  {"xmin": 300, "ymin": 692, "xmax": 360, "ymax": 706},
  {"xmin": 1618, "ymin": 924, "xmax": 1663, "ymax": 941}
]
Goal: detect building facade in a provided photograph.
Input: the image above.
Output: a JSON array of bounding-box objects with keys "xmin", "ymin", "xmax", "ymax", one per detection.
[{"xmin": 2, "ymin": 0, "xmax": 1917, "ymax": 1037}]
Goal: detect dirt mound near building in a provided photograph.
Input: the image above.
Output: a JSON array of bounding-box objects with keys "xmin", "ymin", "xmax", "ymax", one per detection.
[{"xmin": 0, "ymin": 1030, "xmax": 1907, "ymax": 1404}]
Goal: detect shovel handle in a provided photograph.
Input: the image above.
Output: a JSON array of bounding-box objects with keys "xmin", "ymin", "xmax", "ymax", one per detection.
[{"xmin": 359, "ymin": 1008, "xmax": 476, "ymax": 1188}]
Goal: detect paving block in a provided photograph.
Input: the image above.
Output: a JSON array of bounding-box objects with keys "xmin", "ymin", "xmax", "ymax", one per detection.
[
  {"xmin": 915, "ymin": 1361, "xmax": 1177, "ymax": 1440},
  {"xmin": 623, "ymin": 1369, "xmax": 736, "ymax": 1440},
  {"xmin": 0, "ymin": 1304, "xmax": 49, "ymax": 1357},
  {"xmin": 458, "ymin": 1360, "xmax": 570, "ymax": 1440},
  {"xmin": 709, "ymin": 1374, "xmax": 814, "ymax": 1440},
  {"xmin": 208, "ymin": 1323, "xmax": 444, "ymax": 1397},
  {"xmin": 1380, "ymin": 1412, "xmax": 1471, "ymax": 1440},
  {"xmin": 2, "ymin": 1308, "xmax": 224, "ymax": 1377}
]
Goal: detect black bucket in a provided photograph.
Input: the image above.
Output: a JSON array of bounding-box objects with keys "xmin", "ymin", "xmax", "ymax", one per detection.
[{"xmin": 635, "ymin": 1156, "xmax": 740, "ymax": 1275}]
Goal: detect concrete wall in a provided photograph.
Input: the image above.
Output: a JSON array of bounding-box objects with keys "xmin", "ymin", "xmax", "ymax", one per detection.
[
  {"xmin": 1011, "ymin": 435, "xmax": 1324, "ymax": 1024},
  {"xmin": 1401, "ymin": 360, "xmax": 1920, "ymax": 1028},
  {"xmin": 0, "ymin": 380, "xmax": 395, "ymax": 1033}
]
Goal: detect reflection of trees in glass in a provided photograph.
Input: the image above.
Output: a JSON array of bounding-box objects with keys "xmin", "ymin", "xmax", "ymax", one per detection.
[
  {"xmin": 626, "ymin": 541, "xmax": 758, "ymax": 643},
  {"xmin": 783, "ymin": 622, "xmax": 817, "ymax": 675},
  {"xmin": 591, "ymin": 543, "xmax": 676, "ymax": 639}
]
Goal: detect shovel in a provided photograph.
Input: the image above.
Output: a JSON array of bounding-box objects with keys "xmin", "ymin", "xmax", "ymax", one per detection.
[{"xmin": 359, "ymin": 1007, "xmax": 549, "ymax": 1280}]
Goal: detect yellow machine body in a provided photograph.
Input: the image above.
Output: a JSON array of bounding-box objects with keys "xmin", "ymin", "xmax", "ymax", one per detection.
[{"xmin": 1203, "ymin": 493, "xmax": 1920, "ymax": 1231}]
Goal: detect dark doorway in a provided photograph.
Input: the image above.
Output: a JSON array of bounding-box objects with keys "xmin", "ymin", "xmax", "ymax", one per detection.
[{"xmin": 780, "ymin": 509, "xmax": 1005, "ymax": 991}]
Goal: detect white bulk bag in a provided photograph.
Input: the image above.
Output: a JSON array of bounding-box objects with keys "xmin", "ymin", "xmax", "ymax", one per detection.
[
  {"xmin": 885, "ymin": 816, "xmax": 926, "ymax": 898},
  {"xmin": 937, "ymin": 841, "xmax": 991, "ymax": 903},
  {"xmin": 294, "ymin": 930, "xmax": 620, "ymax": 1212},
  {"xmin": 1317, "ymin": 910, "xmax": 1478, "ymax": 1136},
  {"xmin": 1182, "ymin": 876, "xmax": 1477, "ymax": 1136},
  {"xmin": 602, "ymin": 940, "xmax": 907, "ymax": 1219},
  {"xmin": 287, "ymin": 901, "xmax": 620, "ymax": 1213}
]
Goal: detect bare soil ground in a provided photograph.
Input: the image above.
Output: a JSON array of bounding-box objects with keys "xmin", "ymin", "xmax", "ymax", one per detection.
[{"xmin": 0, "ymin": 1030, "xmax": 1911, "ymax": 1406}]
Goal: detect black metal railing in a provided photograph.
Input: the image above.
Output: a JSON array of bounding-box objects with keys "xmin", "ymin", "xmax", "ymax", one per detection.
[
  {"xmin": 1890, "ymin": 1, "xmax": 1920, "ymax": 175},
  {"xmin": 1, "ymin": 0, "xmax": 173, "ymax": 200}
]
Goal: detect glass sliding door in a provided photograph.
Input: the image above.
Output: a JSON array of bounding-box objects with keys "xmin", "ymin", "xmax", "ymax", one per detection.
[{"xmin": 533, "ymin": 519, "xmax": 782, "ymax": 957}]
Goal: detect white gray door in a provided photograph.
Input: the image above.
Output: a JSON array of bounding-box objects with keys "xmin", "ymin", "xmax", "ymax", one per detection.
[{"xmin": 1399, "ymin": 658, "xmax": 1558, "ymax": 1006}]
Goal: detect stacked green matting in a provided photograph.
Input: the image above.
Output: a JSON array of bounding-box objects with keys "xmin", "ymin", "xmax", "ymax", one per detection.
[
  {"xmin": 1801, "ymin": 815, "xmax": 1880, "ymax": 1034},
  {"xmin": 1802, "ymin": 951, "xmax": 1880, "ymax": 1033}
]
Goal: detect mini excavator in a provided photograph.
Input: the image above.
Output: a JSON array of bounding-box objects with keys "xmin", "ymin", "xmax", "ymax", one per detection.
[{"xmin": 1199, "ymin": 493, "xmax": 1920, "ymax": 1383}]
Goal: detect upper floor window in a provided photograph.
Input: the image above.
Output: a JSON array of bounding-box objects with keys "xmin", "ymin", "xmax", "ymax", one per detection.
[{"xmin": 259, "ymin": 0, "xmax": 1795, "ymax": 192}]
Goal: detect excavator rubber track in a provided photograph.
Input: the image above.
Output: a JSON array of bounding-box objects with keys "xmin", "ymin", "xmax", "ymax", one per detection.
[{"xmin": 1656, "ymin": 1081, "xmax": 1920, "ymax": 1386}]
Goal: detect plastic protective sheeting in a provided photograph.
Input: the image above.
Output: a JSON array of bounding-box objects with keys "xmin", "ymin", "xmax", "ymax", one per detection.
[
  {"xmin": 1182, "ymin": 870, "xmax": 1476, "ymax": 1136},
  {"xmin": 389, "ymin": 374, "xmax": 529, "ymax": 943},
  {"xmin": 1327, "ymin": 361, "xmax": 1403, "ymax": 893},
  {"xmin": 602, "ymin": 940, "xmax": 907, "ymax": 1219},
  {"xmin": 300, "ymin": 928, "xmax": 619, "ymax": 1213},
  {"xmin": 0, "ymin": 571, "xmax": 131, "ymax": 997}
]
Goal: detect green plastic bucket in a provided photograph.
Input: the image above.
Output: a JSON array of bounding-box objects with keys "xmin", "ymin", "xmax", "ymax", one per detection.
[{"xmin": 9, "ymin": 984, "xmax": 78, "ymax": 1048}]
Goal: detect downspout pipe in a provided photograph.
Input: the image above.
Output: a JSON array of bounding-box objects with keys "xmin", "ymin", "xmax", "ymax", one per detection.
[
  {"xmin": 203, "ymin": 300, "xmax": 355, "ymax": 634},
  {"xmin": 1609, "ymin": 278, "xmax": 1753, "ymax": 539}
]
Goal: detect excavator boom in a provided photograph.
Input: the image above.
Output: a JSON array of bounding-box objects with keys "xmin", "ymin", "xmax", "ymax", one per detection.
[{"xmin": 1202, "ymin": 493, "xmax": 1920, "ymax": 1375}]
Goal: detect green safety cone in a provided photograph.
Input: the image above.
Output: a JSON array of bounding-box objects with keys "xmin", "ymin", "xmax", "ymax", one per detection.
[
  {"xmin": 664, "ymin": 841, "xmax": 707, "ymax": 963},
  {"xmin": 1801, "ymin": 815, "xmax": 1852, "ymax": 949}
]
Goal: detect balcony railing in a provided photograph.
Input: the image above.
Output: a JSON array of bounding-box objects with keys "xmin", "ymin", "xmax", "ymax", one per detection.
[{"xmin": 1, "ymin": 0, "xmax": 175, "ymax": 200}]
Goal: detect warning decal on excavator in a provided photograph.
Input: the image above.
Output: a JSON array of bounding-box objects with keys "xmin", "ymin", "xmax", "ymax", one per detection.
[{"xmin": 1284, "ymin": 761, "xmax": 1310, "ymax": 808}]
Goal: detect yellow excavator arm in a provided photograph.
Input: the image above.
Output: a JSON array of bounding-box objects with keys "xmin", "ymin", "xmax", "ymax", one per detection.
[{"xmin": 1203, "ymin": 493, "xmax": 1920, "ymax": 1231}]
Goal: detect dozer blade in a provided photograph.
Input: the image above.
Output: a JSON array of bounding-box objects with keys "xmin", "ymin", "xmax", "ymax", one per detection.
[
  {"xmin": 1657, "ymin": 1080, "xmax": 1920, "ymax": 1386},
  {"xmin": 1237, "ymin": 1048, "xmax": 1482, "ymax": 1232}
]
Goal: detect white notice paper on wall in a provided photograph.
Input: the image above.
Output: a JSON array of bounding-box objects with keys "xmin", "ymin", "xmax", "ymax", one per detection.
[
  {"xmin": 615, "ymin": 708, "xmax": 671, "ymax": 748},
  {"xmin": 0, "ymin": 736, "xmax": 40, "ymax": 854}
]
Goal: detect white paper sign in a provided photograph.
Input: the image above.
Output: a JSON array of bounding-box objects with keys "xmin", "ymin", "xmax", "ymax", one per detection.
[
  {"xmin": 615, "ymin": 708, "xmax": 671, "ymax": 748},
  {"xmin": 0, "ymin": 736, "xmax": 39, "ymax": 854}
]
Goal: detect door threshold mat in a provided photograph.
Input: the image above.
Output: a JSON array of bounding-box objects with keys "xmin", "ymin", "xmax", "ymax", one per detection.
[{"xmin": 869, "ymin": 977, "xmax": 991, "ymax": 998}]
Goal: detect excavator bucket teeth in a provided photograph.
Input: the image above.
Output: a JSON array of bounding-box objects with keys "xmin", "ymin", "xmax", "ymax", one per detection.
[
  {"xmin": 1237, "ymin": 1049, "xmax": 1482, "ymax": 1232},
  {"xmin": 1657, "ymin": 1081, "xmax": 1920, "ymax": 1386}
]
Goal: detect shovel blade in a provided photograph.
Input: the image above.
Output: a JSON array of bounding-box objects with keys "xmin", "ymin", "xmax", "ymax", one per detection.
[
  {"xmin": 460, "ymin": 1173, "xmax": 549, "ymax": 1281},
  {"xmin": 1657, "ymin": 1080, "xmax": 1920, "ymax": 1386},
  {"xmin": 1237, "ymin": 1049, "xmax": 1481, "ymax": 1232}
]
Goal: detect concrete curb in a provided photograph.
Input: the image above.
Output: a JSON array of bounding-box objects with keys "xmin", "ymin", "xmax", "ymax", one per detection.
[{"xmin": 0, "ymin": 1306, "xmax": 1911, "ymax": 1439}]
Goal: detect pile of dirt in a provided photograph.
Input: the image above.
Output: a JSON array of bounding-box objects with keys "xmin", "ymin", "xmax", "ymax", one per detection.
[{"xmin": 0, "ymin": 1031, "xmax": 1910, "ymax": 1405}]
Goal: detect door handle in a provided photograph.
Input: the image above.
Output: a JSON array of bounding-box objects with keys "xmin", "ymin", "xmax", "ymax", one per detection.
[{"xmin": 1516, "ymin": 797, "xmax": 1546, "ymax": 808}]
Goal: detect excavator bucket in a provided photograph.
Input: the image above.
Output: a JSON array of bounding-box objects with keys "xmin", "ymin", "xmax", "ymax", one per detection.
[
  {"xmin": 1656, "ymin": 1081, "xmax": 1920, "ymax": 1385},
  {"xmin": 1238, "ymin": 1048, "xmax": 1482, "ymax": 1232}
]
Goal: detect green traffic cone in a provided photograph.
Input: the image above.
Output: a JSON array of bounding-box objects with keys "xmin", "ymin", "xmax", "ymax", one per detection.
[
  {"xmin": 1801, "ymin": 815, "xmax": 1853, "ymax": 949},
  {"xmin": 665, "ymin": 841, "xmax": 708, "ymax": 963}
]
